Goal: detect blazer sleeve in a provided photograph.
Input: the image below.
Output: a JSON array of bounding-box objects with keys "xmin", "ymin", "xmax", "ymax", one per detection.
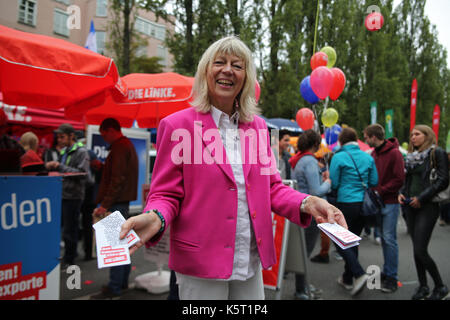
[{"xmin": 144, "ymin": 118, "xmax": 185, "ymax": 243}]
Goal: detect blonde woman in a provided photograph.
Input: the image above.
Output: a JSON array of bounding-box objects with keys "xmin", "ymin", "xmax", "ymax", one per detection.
[
  {"xmin": 120, "ymin": 36, "xmax": 347, "ymax": 300},
  {"xmin": 399, "ymin": 125, "xmax": 449, "ymax": 300}
]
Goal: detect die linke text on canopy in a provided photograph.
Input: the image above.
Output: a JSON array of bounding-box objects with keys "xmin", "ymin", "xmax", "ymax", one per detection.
[{"xmin": 128, "ymin": 87, "xmax": 176, "ymax": 100}]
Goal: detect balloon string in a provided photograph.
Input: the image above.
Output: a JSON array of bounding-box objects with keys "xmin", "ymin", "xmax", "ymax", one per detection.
[{"xmin": 313, "ymin": 0, "xmax": 320, "ymax": 55}]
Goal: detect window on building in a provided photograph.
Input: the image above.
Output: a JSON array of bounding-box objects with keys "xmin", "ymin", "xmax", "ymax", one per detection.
[
  {"xmin": 157, "ymin": 45, "xmax": 167, "ymax": 67},
  {"xmin": 18, "ymin": 0, "xmax": 37, "ymax": 26},
  {"xmin": 96, "ymin": 0, "xmax": 108, "ymax": 17},
  {"xmin": 55, "ymin": 0, "xmax": 70, "ymax": 5},
  {"xmin": 135, "ymin": 17, "xmax": 166, "ymax": 41},
  {"xmin": 53, "ymin": 9, "xmax": 70, "ymax": 37},
  {"xmin": 96, "ymin": 31, "xmax": 106, "ymax": 55}
]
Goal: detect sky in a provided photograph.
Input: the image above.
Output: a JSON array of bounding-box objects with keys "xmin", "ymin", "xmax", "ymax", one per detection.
[
  {"xmin": 393, "ymin": 0, "xmax": 450, "ymax": 67},
  {"xmin": 424, "ymin": 0, "xmax": 450, "ymax": 67}
]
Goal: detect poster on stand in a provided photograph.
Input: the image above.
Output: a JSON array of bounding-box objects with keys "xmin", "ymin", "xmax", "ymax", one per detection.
[
  {"xmin": 86, "ymin": 125, "xmax": 150, "ymax": 214},
  {"xmin": 0, "ymin": 176, "xmax": 62, "ymax": 300}
]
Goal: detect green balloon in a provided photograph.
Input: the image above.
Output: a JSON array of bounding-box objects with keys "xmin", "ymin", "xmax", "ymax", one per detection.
[
  {"xmin": 401, "ymin": 142, "xmax": 409, "ymax": 150},
  {"xmin": 320, "ymin": 46, "xmax": 337, "ymax": 68}
]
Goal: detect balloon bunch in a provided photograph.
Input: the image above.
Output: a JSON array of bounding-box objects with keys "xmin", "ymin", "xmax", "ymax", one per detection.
[
  {"xmin": 296, "ymin": 46, "xmax": 346, "ymax": 132},
  {"xmin": 300, "ymin": 46, "xmax": 346, "ymax": 104}
]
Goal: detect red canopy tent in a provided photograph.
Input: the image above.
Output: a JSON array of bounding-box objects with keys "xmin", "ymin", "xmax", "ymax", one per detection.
[
  {"xmin": 0, "ymin": 25, "xmax": 126, "ymax": 115},
  {"xmin": 70, "ymin": 72, "xmax": 195, "ymax": 128},
  {"xmin": 1, "ymin": 96, "xmax": 85, "ymax": 150}
]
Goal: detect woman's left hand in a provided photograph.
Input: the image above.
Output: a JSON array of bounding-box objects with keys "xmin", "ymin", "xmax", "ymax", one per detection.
[
  {"xmin": 410, "ymin": 196, "xmax": 421, "ymax": 208},
  {"xmin": 303, "ymin": 196, "xmax": 348, "ymax": 229}
]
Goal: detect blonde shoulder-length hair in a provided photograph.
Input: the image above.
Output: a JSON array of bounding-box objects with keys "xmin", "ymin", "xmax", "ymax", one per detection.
[
  {"xmin": 190, "ymin": 35, "xmax": 261, "ymax": 123},
  {"xmin": 409, "ymin": 124, "xmax": 436, "ymax": 152}
]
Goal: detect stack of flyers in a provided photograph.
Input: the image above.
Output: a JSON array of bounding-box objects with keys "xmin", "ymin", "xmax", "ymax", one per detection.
[
  {"xmin": 93, "ymin": 211, "xmax": 141, "ymax": 269},
  {"xmin": 317, "ymin": 223, "xmax": 361, "ymax": 250}
]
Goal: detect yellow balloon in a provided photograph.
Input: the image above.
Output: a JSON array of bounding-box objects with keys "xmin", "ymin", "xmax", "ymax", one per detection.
[
  {"xmin": 321, "ymin": 108, "xmax": 339, "ymax": 127},
  {"xmin": 320, "ymin": 46, "xmax": 337, "ymax": 68}
]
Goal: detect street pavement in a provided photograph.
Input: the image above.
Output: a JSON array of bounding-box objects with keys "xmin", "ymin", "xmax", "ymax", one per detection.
[{"xmin": 60, "ymin": 216, "xmax": 450, "ymax": 300}]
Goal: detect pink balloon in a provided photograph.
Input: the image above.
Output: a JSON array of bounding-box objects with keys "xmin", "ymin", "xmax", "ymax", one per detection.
[
  {"xmin": 310, "ymin": 66, "xmax": 334, "ymax": 99},
  {"xmin": 255, "ymin": 80, "xmax": 261, "ymax": 103},
  {"xmin": 329, "ymin": 68, "xmax": 346, "ymax": 101}
]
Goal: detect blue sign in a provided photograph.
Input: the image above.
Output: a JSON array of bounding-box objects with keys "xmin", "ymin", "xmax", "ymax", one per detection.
[
  {"xmin": 91, "ymin": 133, "xmax": 148, "ymax": 211},
  {"xmin": 0, "ymin": 176, "xmax": 61, "ymax": 299}
]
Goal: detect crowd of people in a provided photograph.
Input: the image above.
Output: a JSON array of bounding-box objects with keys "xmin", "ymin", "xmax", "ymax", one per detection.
[{"xmin": 276, "ymin": 121, "xmax": 450, "ymax": 300}]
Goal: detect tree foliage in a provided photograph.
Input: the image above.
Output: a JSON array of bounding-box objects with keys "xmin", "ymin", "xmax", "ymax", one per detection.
[{"xmin": 111, "ymin": 0, "xmax": 450, "ymax": 146}]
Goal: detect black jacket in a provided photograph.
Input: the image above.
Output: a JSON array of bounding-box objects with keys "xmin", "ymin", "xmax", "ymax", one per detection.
[{"xmin": 402, "ymin": 146, "xmax": 449, "ymax": 204}]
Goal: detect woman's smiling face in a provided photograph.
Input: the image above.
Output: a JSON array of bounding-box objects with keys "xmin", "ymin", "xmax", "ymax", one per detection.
[{"xmin": 207, "ymin": 53, "xmax": 246, "ymax": 110}]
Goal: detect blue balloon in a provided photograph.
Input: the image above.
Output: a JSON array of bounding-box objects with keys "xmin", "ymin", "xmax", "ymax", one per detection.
[
  {"xmin": 325, "ymin": 124, "xmax": 342, "ymax": 145},
  {"xmin": 300, "ymin": 76, "xmax": 320, "ymax": 104}
]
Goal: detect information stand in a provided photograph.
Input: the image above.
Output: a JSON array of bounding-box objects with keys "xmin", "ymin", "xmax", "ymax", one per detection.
[
  {"xmin": 262, "ymin": 180, "xmax": 310, "ymax": 300},
  {"xmin": 0, "ymin": 176, "xmax": 62, "ymax": 300}
]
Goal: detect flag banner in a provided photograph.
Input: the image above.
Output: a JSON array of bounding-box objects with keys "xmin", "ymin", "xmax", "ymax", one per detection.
[
  {"xmin": 432, "ymin": 104, "xmax": 440, "ymax": 143},
  {"xmin": 446, "ymin": 130, "xmax": 450, "ymax": 153},
  {"xmin": 385, "ymin": 109, "xmax": 394, "ymax": 139},
  {"xmin": 410, "ymin": 79, "xmax": 417, "ymax": 132},
  {"xmin": 370, "ymin": 101, "xmax": 377, "ymax": 124},
  {"xmin": 84, "ymin": 20, "xmax": 97, "ymax": 53}
]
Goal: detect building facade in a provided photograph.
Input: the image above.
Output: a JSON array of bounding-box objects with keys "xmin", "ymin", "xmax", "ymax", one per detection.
[{"xmin": 0, "ymin": 0, "xmax": 174, "ymax": 71}]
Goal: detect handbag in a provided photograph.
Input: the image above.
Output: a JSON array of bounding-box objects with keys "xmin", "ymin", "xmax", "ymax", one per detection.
[
  {"xmin": 429, "ymin": 148, "xmax": 450, "ymax": 203},
  {"xmin": 343, "ymin": 150, "xmax": 384, "ymax": 216}
]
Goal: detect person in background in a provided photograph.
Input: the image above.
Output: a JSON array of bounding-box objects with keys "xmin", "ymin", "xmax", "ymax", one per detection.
[
  {"xmin": 329, "ymin": 127, "xmax": 378, "ymax": 296},
  {"xmin": 43, "ymin": 132, "xmax": 64, "ymax": 164},
  {"xmin": 399, "ymin": 125, "xmax": 449, "ymax": 300},
  {"xmin": 91, "ymin": 117, "xmax": 138, "ymax": 299},
  {"xmin": 19, "ymin": 131, "xmax": 45, "ymax": 173},
  {"xmin": 78, "ymin": 136, "xmax": 102, "ymax": 261},
  {"xmin": 275, "ymin": 129, "xmax": 292, "ymax": 179},
  {"xmin": 310, "ymin": 156, "xmax": 332, "ymax": 265},
  {"xmin": 363, "ymin": 124, "xmax": 405, "ymax": 293},
  {"xmin": 290, "ymin": 129, "xmax": 331, "ymax": 299},
  {"xmin": 119, "ymin": 36, "xmax": 347, "ymax": 300},
  {"xmin": 438, "ymin": 151, "xmax": 450, "ymax": 226},
  {"xmin": 0, "ymin": 108, "xmax": 24, "ymax": 173},
  {"xmin": 45, "ymin": 123, "xmax": 90, "ymax": 269}
]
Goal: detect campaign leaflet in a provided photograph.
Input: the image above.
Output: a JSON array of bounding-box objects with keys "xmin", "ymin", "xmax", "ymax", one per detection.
[
  {"xmin": 93, "ymin": 211, "xmax": 140, "ymax": 269},
  {"xmin": 318, "ymin": 223, "xmax": 361, "ymax": 250}
]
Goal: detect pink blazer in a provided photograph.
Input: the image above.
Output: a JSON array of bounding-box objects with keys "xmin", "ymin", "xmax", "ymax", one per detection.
[{"xmin": 144, "ymin": 107, "xmax": 311, "ymax": 279}]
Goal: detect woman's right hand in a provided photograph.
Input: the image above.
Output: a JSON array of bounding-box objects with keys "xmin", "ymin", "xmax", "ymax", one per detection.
[{"xmin": 119, "ymin": 211, "xmax": 163, "ymax": 255}]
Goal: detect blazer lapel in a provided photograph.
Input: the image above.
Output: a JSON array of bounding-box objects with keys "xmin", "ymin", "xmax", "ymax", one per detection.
[
  {"xmin": 195, "ymin": 111, "xmax": 235, "ymax": 183},
  {"xmin": 238, "ymin": 121, "xmax": 253, "ymax": 180}
]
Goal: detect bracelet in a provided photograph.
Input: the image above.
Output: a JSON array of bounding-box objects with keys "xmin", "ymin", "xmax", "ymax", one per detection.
[
  {"xmin": 145, "ymin": 210, "xmax": 165, "ymax": 234},
  {"xmin": 300, "ymin": 196, "xmax": 312, "ymax": 213}
]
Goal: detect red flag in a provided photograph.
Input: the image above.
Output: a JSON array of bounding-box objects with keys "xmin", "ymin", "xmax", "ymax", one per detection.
[
  {"xmin": 410, "ymin": 79, "xmax": 417, "ymax": 132},
  {"xmin": 432, "ymin": 104, "xmax": 440, "ymax": 142}
]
